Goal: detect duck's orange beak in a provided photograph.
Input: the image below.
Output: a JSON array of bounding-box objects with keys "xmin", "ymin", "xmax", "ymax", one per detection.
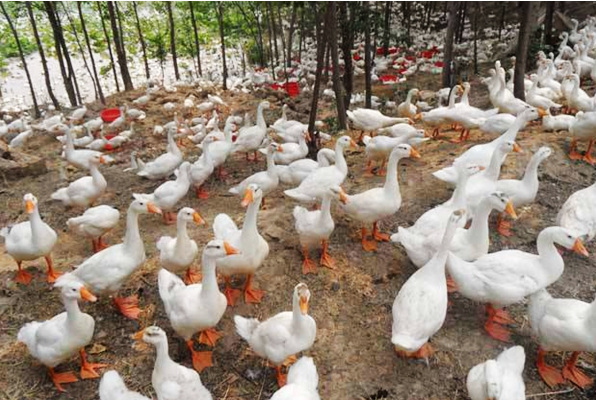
[
  {"xmin": 572, "ymin": 238, "xmax": 589, "ymax": 257},
  {"xmin": 276, "ymin": 144, "xmax": 283, "ymax": 152},
  {"xmin": 147, "ymin": 202, "xmax": 162, "ymax": 214},
  {"xmin": 193, "ymin": 212, "xmax": 205, "ymax": 225},
  {"xmin": 25, "ymin": 200, "xmax": 35, "ymax": 214},
  {"xmin": 79, "ymin": 286, "xmax": 97, "ymax": 302},
  {"xmin": 409, "ymin": 147, "xmax": 421, "ymax": 159},
  {"xmin": 339, "ymin": 188, "xmax": 348, "ymax": 204},
  {"xmin": 241, "ymin": 188, "xmax": 254, "ymax": 207},
  {"xmin": 350, "ymin": 139, "xmax": 358, "ymax": 149},
  {"xmin": 132, "ymin": 329, "xmax": 145, "ymax": 341},
  {"xmin": 299, "ymin": 295, "xmax": 309, "ymax": 315},
  {"xmin": 99, "ymin": 156, "xmax": 106, "ymax": 164},
  {"xmin": 224, "ymin": 241, "xmax": 239, "ymax": 255},
  {"xmin": 478, "ymin": 166, "xmax": 486, "ymax": 171},
  {"xmin": 512, "ymin": 143, "xmax": 523, "ymax": 153},
  {"xmin": 537, "ymin": 108, "xmax": 548, "ymax": 117},
  {"xmin": 414, "ymin": 113, "xmax": 422, "ymax": 121},
  {"xmin": 505, "ymin": 200, "xmax": 517, "ymax": 219}
]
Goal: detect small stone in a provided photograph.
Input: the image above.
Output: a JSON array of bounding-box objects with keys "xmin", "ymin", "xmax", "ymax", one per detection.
[{"xmin": 331, "ymin": 281, "xmax": 340, "ymax": 291}]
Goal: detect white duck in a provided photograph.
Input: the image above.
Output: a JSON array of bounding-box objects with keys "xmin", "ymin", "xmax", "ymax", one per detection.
[
  {"xmin": 158, "ymin": 240, "xmax": 238, "ymax": 372},
  {"xmin": 347, "ymin": 108, "xmax": 411, "ymax": 133},
  {"xmin": 232, "ymin": 101, "xmax": 270, "ymax": 161},
  {"xmin": 529, "ymin": 288, "xmax": 596, "ymax": 388},
  {"xmin": 18, "ymin": 280, "xmax": 103, "ymax": 392},
  {"xmin": 1, "ymin": 193, "xmax": 59, "ymax": 284},
  {"xmin": 270, "ymin": 357, "xmax": 321, "ymax": 400},
  {"xmin": 134, "ymin": 129, "xmax": 183, "ymax": 180},
  {"xmin": 479, "ymin": 113, "xmax": 517, "ymax": 136},
  {"xmin": 133, "ymin": 326, "xmax": 213, "ymax": 400},
  {"xmin": 567, "ymin": 74, "xmax": 595, "ymax": 112},
  {"xmin": 557, "ymin": 178, "xmax": 596, "ymax": 242},
  {"xmin": 55, "ymin": 196, "xmax": 162, "ymax": 319},
  {"xmin": 63, "ymin": 128, "xmax": 105, "ymax": 170},
  {"xmin": 397, "ymin": 88, "xmax": 419, "ymax": 118},
  {"xmin": 362, "ymin": 130, "xmax": 423, "ymax": 175},
  {"xmin": 542, "ymin": 110, "xmax": 574, "ymax": 132},
  {"xmin": 284, "ymin": 136, "xmax": 356, "ymax": 204},
  {"xmin": 526, "ymin": 75, "xmax": 562, "ymax": 112},
  {"xmin": 67, "ymin": 205, "xmax": 120, "ymax": 253},
  {"xmin": 392, "ymin": 210, "xmax": 465, "ymax": 360},
  {"xmin": 157, "ymin": 207, "xmax": 205, "ymax": 284},
  {"xmin": 190, "ymin": 136, "xmax": 217, "ymax": 199},
  {"xmin": 133, "ymin": 87, "xmax": 151, "ymax": 108},
  {"xmin": 99, "ymin": 370, "xmax": 151, "ymax": 400},
  {"xmin": 51, "ymin": 154, "xmax": 107, "ymax": 208},
  {"xmin": 277, "ymin": 148, "xmax": 335, "ymax": 186},
  {"xmin": 69, "ymin": 105, "xmax": 87, "ymax": 122},
  {"xmin": 234, "ymin": 283, "xmax": 316, "ymax": 387},
  {"xmin": 568, "ymin": 110, "xmax": 596, "ymax": 165},
  {"xmin": 447, "ymin": 226, "xmax": 589, "ymax": 342},
  {"xmin": 377, "ymin": 123, "xmax": 421, "ymax": 138},
  {"xmin": 340, "ymin": 144, "xmax": 420, "ymax": 251},
  {"xmin": 263, "ymin": 132, "xmax": 309, "ymax": 165},
  {"xmin": 467, "ymin": 346, "xmax": 526, "ymax": 400},
  {"xmin": 214, "ymin": 184, "xmax": 269, "ymax": 306}
]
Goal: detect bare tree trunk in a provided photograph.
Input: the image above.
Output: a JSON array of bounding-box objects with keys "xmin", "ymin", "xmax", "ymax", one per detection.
[
  {"xmin": 308, "ymin": 2, "xmax": 330, "ymax": 134},
  {"xmin": 298, "ymin": 5, "xmax": 305, "ymax": 62},
  {"xmin": 218, "ymin": 2, "xmax": 227, "ymax": 90},
  {"xmin": 78, "ymin": 2, "xmax": 105, "ymax": 104},
  {"xmin": 133, "ymin": 1, "xmax": 150, "ymax": 80},
  {"xmin": 268, "ymin": 2, "xmax": 279, "ymax": 66},
  {"xmin": 383, "ymin": 1, "xmax": 391, "ymax": 56},
  {"xmin": 340, "ymin": 2, "xmax": 355, "ymax": 107},
  {"xmin": 265, "ymin": 4, "xmax": 274, "ymax": 70},
  {"xmin": 166, "ymin": 2, "xmax": 179, "ymax": 80},
  {"xmin": 1, "ymin": 2, "xmax": 39, "ymax": 117},
  {"xmin": 328, "ymin": 2, "xmax": 347, "ymax": 130},
  {"xmin": 364, "ymin": 2, "xmax": 372, "ymax": 108},
  {"xmin": 286, "ymin": 2, "xmax": 297, "ymax": 67},
  {"xmin": 54, "ymin": 4, "xmax": 82, "ymax": 104},
  {"xmin": 27, "ymin": 1, "xmax": 59, "ymax": 109},
  {"xmin": 97, "ymin": 2, "xmax": 120, "ymax": 92},
  {"xmin": 189, "ymin": 2, "xmax": 202, "ymax": 76},
  {"xmin": 442, "ymin": 2, "xmax": 459, "ymax": 88},
  {"xmin": 457, "ymin": 2, "xmax": 467, "ymax": 44},
  {"xmin": 544, "ymin": 1, "xmax": 554, "ymax": 46},
  {"xmin": 107, "ymin": 1, "xmax": 133, "ymax": 90},
  {"xmin": 498, "ymin": 4, "xmax": 505, "ymax": 41},
  {"xmin": 323, "ymin": 40, "xmax": 331, "ymax": 82},
  {"xmin": 473, "ymin": 3, "xmax": 479, "ymax": 75},
  {"xmin": 277, "ymin": 3, "xmax": 286, "ymax": 67},
  {"xmin": 514, "ymin": 2, "xmax": 534, "ymax": 101}
]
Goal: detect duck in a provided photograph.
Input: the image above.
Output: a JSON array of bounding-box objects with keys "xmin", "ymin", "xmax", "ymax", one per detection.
[
  {"xmin": 109, "ymin": 107, "xmax": 126, "ymax": 131},
  {"xmin": 420, "ymin": 85, "xmax": 462, "ymax": 138},
  {"xmin": 125, "ymin": 106, "xmax": 146, "ymax": 121},
  {"xmin": 208, "ymin": 94, "xmax": 228, "ymax": 108},
  {"xmin": 397, "ymin": 88, "xmax": 419, "ymax": 118},
  {"xmin": 568, "ymin": 111, "xmax": 596, "ymax": 165},
  {"xmin": 277, "ymin": 148, "xmax": 335, "ymax": 186},
  {"xmin": 396, "ymin": 192, "xmax": 516, "ymax": 268},
  {"xmin": 214, "ymin": 184, "xmax": 269, "ymax": 306},
  {"xmin": 84, "ymin": 117, "xmax": 103, "ymax": 134},
  {"xmin": 567, "ymin": 74, "xmax": 595, "ymax": 112},
  {"xmin": 67, "ymin": 205, "xmax": 120, "ymax": 253},
  {"xmin": 556, "ymin": 178, "xmax": 596, "ymax": 242},
  {"xmin": 542, "ymin": 110, "xmax": 574, "ymax": 132},
  {"xmin": 57, "ymin": 126, "xmax": 94, "ymax": 148},
  {"xmin": 392, "ymin": 210, "xmax": 465, "ymax": 360},
  {"xmin": 133, "ymin": 87, "xmax": 151, "ymax": 108},
  {"xmin": 432, "ymin": 108, "xmax": 538, "ymax": 185},
  {"xmin": 134, "ymin": 129, "xmax": 183, "ymax": 180},
  {"xmin": 339, "ymin": 144, "xmax": 420, "ymax": 251},
  {"xmin": 190, "ymin": 136, "xmax": 218, "ymax": 199},
  {"xmin": 479, "ymin": 113, "xmax": 517, "ymax": 136},
  {"xmin": 495, "ymin": 146, "xmax": 552, "ymax": 236},
  {"xmin": 467, "ymin": 346, "xmax": 526, "ymax": 400},
  {"xmin": 263, "ymin": 132, "xmax": 309, "ymax": 165},
  {"xmin": 120, "ymin": 122, "xmax": 136, "ymax": 139},
  {"xmin": 157, "ymin": 207, "xmax": 205, "ymax": 284},
  {"xmin": 270, "ymin": 356, "xmax": 321, "ymax": 400},
  {"xmin": 348, "ymin": 108, "xmax": 411, "ymax": 134},
  {"xmin": 8, "ymin": 128, "xmax": 33, "ymax": 150},
  {"xmin": 18, "ymin": 280, "xmax": 103, "ymax": 392},
  {"xmin": 63, "ymin": 128, "xmax": 106, "ymax": 170},
  {"xmin": 377, "ymin": 123, "xmax": 421, "ymax": 138},
  {"xmin": 55, "ymin": 196, "xmax": 162, "ymax": 319},
  {"xmin": 1, "ymin": 193, "xmax": 59, "ymax": 284},
  {"xmin": 362, "ymin": 130, "xmax": 423, "ymax": 175},
  {"xmin": 51, "ymin": 154, "xmax": 108, "ymax": 208},
  {"xmin": 526, "ymin": 75, "xmax": 562, "ymax": 112},
  {"xmin": 294, "ymin": 186, "xmax": 342, "ymax": 274},
  {"xmin": 284, "ymin": 136, "xmax": 356, "ymax": 204},
  {"xmin": 201, "ymin": 120, "xmax": 234, "ymax": 179},
  {"xmin": 447, "ymin": 226, "xmax": 589, "ymax": 342},
  {"xmin": 529, "ymin": 288, "xmax": 596, "ymax": 388},
  {"xmin": 229, "ymin": 143, "xmax": 282, "ymax": 206},
  {"xmin": 232, "ymin": 101, "xmax": 270, "ymax": 161},
  {"xmin": 69, "ymin": 105, "xmax": 87, "ymax": 122},
  {"xmin": 158, "ymin": 240, "xmax": 238, "ymax": 372},
  {"xmin": 99, "ymin": 370, "xmax": 151, "ymax": 400},
  {"xmin": 133, "ymin": 326, "xmax": 213, "ymax": 400},
  {"xmin": 234, "ymin": 283, "xmax": 316, "ymax": 387}
]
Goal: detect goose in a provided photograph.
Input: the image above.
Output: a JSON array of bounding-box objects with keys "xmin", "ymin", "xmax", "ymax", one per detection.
[
  {"xmin": 420, "ymin": 85, "xmax": 462, "ymax": 138},
  {"xmin": 339, "ymin": 144, "xmax": 420, "ymax": 251},
  {"xmin": 134, "ymin": 129, "xmax": 183, "ymax": 180},
  {"xmin": 542, "ymin": 110, "xmax": 574, "ymax": 132},
  {"xmin": 133, "ymin": 326, "xmax": 213, "ymax": 400},
  {"xmin": 234, "ymin": 283, "xmax": 316, "ymax": 387},
  {"xmin": 8, "ymin": 129, "xmax": 33, "ymax": 150},
  {"xmin": 1, "ymin": 193, "xmax": 59, "ymax": 284},
  {"xmin": 156, "ymin": 207, "xmax": 205, "ymax": 284},
  {"xmin": 262, "ymin": 132, "xmax": 309, "ymax": 165},
  {"xmin": 362, "ymin": 130, "xmax": 424, "ymax": 175},
  {"xmin": 55, "ymin": 196, "xmax": 162, "ymax": 319},
  {"xmin": 397, "ymin": 88, "xmax": 419, "ymax": 118},
  {"xmin": 125, "ymin": 106, "xmax": 146, "ymax": 121},
  {"xmin": 51, "ymin": 154, "xmax": 107, "ymax": 208},
  {"xmin": 526, "ymin": 75, "xmax": 562, "ymax": 112},
  {"xmin": 467, "ymin": 346, "xmax": 526, "ymax": 400},
  {"xmin": 270, "ymin": 356, "xmax": 321, "ymax": 400},
  {"xmin": 69, "ymin": 105, "xmax": 87, "ymax": 122},
  {"xmin": 201, "ymin": 120, "xmax": 234, "ymax": 179},
  {"xmin": 133, "ymin": 87, "xmax": 151, "ymax": 108},
  {"xmin": 67, "ymin": 205, "xmax": 120, "ymax": 253},
  {"xmin": 84, "ymin": 117, "xmax": 103, "ymax": 134},
  {"xmin": 567, "ymin": 74, "xmax": 595, "ymax": 112},
  {"xmin": 158, "ymin": 240, "xmax": 238, "ymax": 372},
  {"xmin": 277, "ymin": 148, "xmax": 335, "ymax": 186},
  {"xmin": 232, "ymin": 101, "xmax": 270, "ymax": 161},
  {"xmin": 377, "ymin": 123, "xmax": 421, "ymax": 138},
  {"xmin": 63, "ymin": 128, "xmax": 106, "ymax": 170},
  {"xmin": 556, "ymin": 178, "xmax": 596, "ymax": 242},
  {"xmin": 568, "ymin": 111, "xmax": 596, "ymax": 165},
  {"xmin": 57, "ymin": 127, "xmax": 94, "ymax": 148},
  {"xmin": 208, "ymin": 94, "xmax": 228, "ymax": 108},
  {"xmin": 109, "ymin": 107, "xmax": 126, "ymax": 131},
  {"xmin": 479, "ymin": 113, "xmax": 517, "ymax": 136},
  {"xmin": 190, "ymin": 136, "xmax": 218, "ymax": 199},
  {"xmin": 348, "ymin": 108, "xmax": 411, "ymax": 136},
  {"xmin": 120, "ymin": 122, "xmax": 136, "ymax": 139},
  {"xmin": 447, "ymin": 227, "xmax": 589, "ymax": 342},
  {"xmin": 18, "ymin": 280, "xmax": 104, "ymax": 392},
  {"xmin": 99, "ymin": 370, "xmax": 150, "ymax": 400}
]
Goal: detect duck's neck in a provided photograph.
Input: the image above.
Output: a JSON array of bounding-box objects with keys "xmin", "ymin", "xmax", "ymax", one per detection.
[
  {"xmin": 333, "ymin": 143, "xmax": 348, "ymax": 175},
  {"xmin": 536, "ymin": 228, "xmax": 564, "ymax": 282},
  {"xmin": 298, "ymin": 134, "xmax": 308, "ymax": 153},
  {"xmin": 484, "ymin": 148, "xmax": 506, "ymax": 181},
  {"xmin": 256, "ymin": 104, "xmax": 267, "ymax": 129},
  {"xmin": 447, "ymin": 88, "xmax": 458, "ymax": 108},
  {"xmin": 383, "ymin": 151, "xmax": 403, "ymax": 195},
  {"xmin": 463, "ymin": 199, "xmax": 492, "ymax": 251},
  {"xmin": 502, "ymin": 114, "xmax": 528, "ymax": 142},
  {"xmin": 318, "ymin": 194, "xmax": 333, "ymax": 225},
  {"xmin": 434, "ymin": 217, "xmax": 459, "ymax": 263},
  {"xmin": 65, "ymin": 130, "xmax": 75, "ymax": 153},
  {"xmin": 240, "ymin": 197, "xmax": 261, "ymax": 243},
  {"xmin": 224, "ymin": 126, "xmax": 233, "ymax": 143},
  {"xmin": 176, "ymin": 166, "xmax": 190, "ymax": 186},
  {"xmin": 174, "ymin": 219, "xmax": 191, "ymax": 253},
  {"xmin": 28, "ymin": 207, "xmax": 44, "ymax": 245},
  {"xmin": 123, "ymin": 208, "xmax": 143, "ymax": 251},
  {"xmin": 202, "ymin": 140, "xmax": 213, "ymax": 165},
  {"xmin": 291, "ymin": 295, "xmax": 309, "ymax": 329},
  {"xmin": 153, "ymin": 339, "xmax": 172, "ymax": 371},
  {"xmin": 461, "ymin": 86, "xmax": 470, "ymax": 105},
  {"xmin": 89, "ymin": 163, "xmax": 106, "ymax": 188},
  {"xmin": 167, "ymin": 132, "xmax": 180, "ymax": 155},
  {"xmin": 266, "ymin": 149, "xmax": 277, "ymax": 175},
  {"xmin": 200, "ymin": 255, "xmax": 219, "ymax": 298},
  {"xmin": 521, "ymin": 154, "xmax": 542, "ymax": 187},
  {"xmin": 63, "ymin": 296, "xmax": 85, "ymax": 328},
  {"xmin": 405, "ymin": 91, "xmax": 413, "ymax": 105},
  {"xmin": 450, "ymin": 173, "xmax": 471, "ymax": 208}
]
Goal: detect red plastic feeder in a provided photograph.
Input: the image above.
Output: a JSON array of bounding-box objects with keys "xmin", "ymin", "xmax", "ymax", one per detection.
[
  {"xmin": 286, "ymin": 82, "xmax": 300, "ymax": 97},
  {"xmin": 434, "ymin": 61, "xmax": 445, "ymax": 68},
  {"xmin": 101, "ymin": 108, "xmax": 121, "ymax": 123},
  {"xmin": 379, "ymin": 75, "xmax": 398, "ymax": 83},
  {"xmin": 353, "ymin": 53, "xmax": 361, "ymax": 61}
]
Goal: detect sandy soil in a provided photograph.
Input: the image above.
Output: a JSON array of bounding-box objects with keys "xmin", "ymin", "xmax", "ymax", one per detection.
[{"xmin": 0, "ymin": 82, "xmax": 595, "ymax": 400}]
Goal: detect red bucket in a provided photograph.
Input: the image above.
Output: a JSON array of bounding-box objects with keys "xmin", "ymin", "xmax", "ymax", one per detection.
[
  {"xmin": 101, "ymin": 108, "xmax": 121, "ymax": 123},
  {"xmin": 286, "ymin": 82, "xmax": 300, "ymax": 97}
]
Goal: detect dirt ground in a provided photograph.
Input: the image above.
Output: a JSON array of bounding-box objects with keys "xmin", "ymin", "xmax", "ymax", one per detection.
[{"xmin": 0, "ymin": 80, "xmax": 595, "ymax": 400}]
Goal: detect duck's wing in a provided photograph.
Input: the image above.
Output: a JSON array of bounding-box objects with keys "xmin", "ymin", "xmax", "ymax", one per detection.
[{"xmin": 213, "ymin": 213, "xmax": 239, "ymax": 240}]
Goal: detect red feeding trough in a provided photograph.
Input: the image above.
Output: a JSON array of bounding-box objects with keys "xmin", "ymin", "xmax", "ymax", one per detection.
[
  {"xmin": 101, "ymin": 108, "xmax": 121, "ymax": 123},
  {"xmin": 286, "ymin": 82, "xmax": 300, "ymax": 97}
]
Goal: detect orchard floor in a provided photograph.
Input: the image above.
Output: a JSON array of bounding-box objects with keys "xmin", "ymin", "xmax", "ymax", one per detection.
[{"xmin": 0, "ymin": 83, "xmax": 595, "ymax": 400}]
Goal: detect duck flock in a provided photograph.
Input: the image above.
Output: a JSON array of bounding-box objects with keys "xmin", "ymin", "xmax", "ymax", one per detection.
[{"xmin": 3, "ymin": 12, "xmax": 596, "ymax": 400}]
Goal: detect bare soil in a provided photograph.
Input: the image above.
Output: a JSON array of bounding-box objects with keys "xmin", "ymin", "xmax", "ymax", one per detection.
[{"xmin": 0, "ymin": 82, "xmax": 595, "ymax": 400}]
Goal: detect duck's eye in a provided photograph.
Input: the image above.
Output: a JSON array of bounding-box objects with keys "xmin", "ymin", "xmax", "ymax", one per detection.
[{"xmin": 216, "ymin": 246, "xmax": 221, "ymax": 249}]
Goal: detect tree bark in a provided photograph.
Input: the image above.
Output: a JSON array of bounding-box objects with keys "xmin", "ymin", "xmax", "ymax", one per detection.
[
  {"xmin": 26, "ymin": 1, "xmax": 59, "ymax": 109},
  {"xmin": 1, "ymin": 2, "xmax": 39, "ymax": 117},
  {"xmin": 218, "ymin": 2, "xmax": 227, "ymax": 90},
  {"xmin": 340, "ymin": 2, "xmax": 355, "ymax": 107},
  {"xmin": 457, "ymin": 2, "xmax": 467, "ymax": 44},
  {"xmin": 268, "ymin": 3, "xmax": 279, "ymax": 66},
  {"xmin": 544, "ymin": 1, "xmax": 554, "ymax": 46},
  {"xmin": 277, "ymin": 3, "xmax": 286, "ymax": 68},
  {"xmin": 498, "ymin": 4, "xmax": 505, "ymax": 42},
  {"xmin": 442, "ymin": 2, "xmax": 460, "ymax": 89},
  {"xmin": 78, "ymin": 2, "xmax": 104, "ymax": 104},
  {"xmin": 265, "ymin": 4, "xmax": 274, "ymax": 70},
  {"xmin": 189, "ymin": 2, "xmax": 202, "ymax": 76},
  {"xmin": 53, "ymin": 3, "xmax": 82, "ymax": 104},
  {"xmin": 166, "ymin": 2, "xmax": 179, "ymax": 80},
  {"xmin": 473, "ymin": 3, "xmax": 479, "ymax": 75},
  {"xmin": 286, "ymin": 2, "xmax": 297, "ymax": 67},
  {"xmin": 133, "ymin": 1, "xmax": 150, "ymax": 80},
  {"xmin": 514, "ymin": 2, "xmax": 534, "ymax": 101},
  {"xmin": 328, "ymin": 2, "xmax": 347, "ymax": 130},
  {"xmin": 107, "ymin": 1, "xmax": 133, "ymax": 90},
  {"xmin": 308, "ymin": 2, "xmax": 330, "ymax": 134},
  {"xmin": 383, "ymin": 2, "xmax": 391, "ymax": 56},
  {"xmin": 298, "ymin": 5, "xmax": 305, "ymax": 63},
  {"xmin": 97, "ymin": 2, "xmax": 120, "ymax": 92},
  {"xmin": 364, "ymin": 1, "xmax": 372, "ymax": 108}
]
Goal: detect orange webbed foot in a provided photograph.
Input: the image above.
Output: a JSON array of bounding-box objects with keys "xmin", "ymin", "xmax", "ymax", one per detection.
[
  {"xmin": 320, "ymin": 252, "xmax": 337, "ymax": 270},
  {"xmin": 373, "ymin": 231, "xmax": 391, "ymax": 242},
  {"xmin": 562, "ymin": 353, "xmax": 594, "ymax": 388},
  {"xmin": 583, "ymin": 153, "xmax": 596, "ymax": 166},
  {"xmin": 196, "ymin": 186, "xmax": 210, "ymax": 199},
  {"xmin": 223, "ymin": 286, "xmax": 241, "ymax": 307},
  {"xmin": 244, "ymin": 287, "xmax": 265, "ymax": 304},
  {"xmin": 275, "ymin": 366, "xmax": 287, "ymax": 387},
  {"xmin": 80, "ymin": 361, "xmax": 107, "ymax": 379},
  {"xmin": 537, "ymin": 355, "xmax": 565, "ymax": 388},
  {"xmin": 496, "ymin": 219, "xmax": 513, "ymax": 237},
  {"xmin": 198, "ymin": 328, "xmax": 222, "ymax": 347},
  {"xmin": 14, "ymin": 268, "xmax": 33, "ymax": 285},
  {"xmin": 302, "ymin": 257, "xmax": 318, "ymax": 275},
  {"xmin": 569, "ymin": 150, "xmax": 584, "ymax": 161},
  {"xmin": 362, "ymin": 238, "xmax": 378, "ymax": 252},
  {"xmin": 48, "ymin": 368, "xmax": 78, "ymax": 392},
  {"xmin": 113, "ymin": 295, "xmax": 141, "ymax": 319},
  {"xmin": 187, "ymin": 341, "xmax": 213, "ymax": 372},
  {"xmin": 184, "ymin": 268, "xmax": 202, "ymax": 284},
  {"xmin": 46, "ymin": 269, "xmax": 63, "ymax": 284},
  {"xmin": 484, "ymin": 320, "xmax": 512, "ymax": 342}
]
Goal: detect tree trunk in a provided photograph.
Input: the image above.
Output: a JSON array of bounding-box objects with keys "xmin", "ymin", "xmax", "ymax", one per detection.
[
  {"xmin": 97, "ymin": 2, "xmax": 120, "ymax": 92},
  {"xmin": 166, "ymin": 2, "xmax": 179, "ymax": 81},
  {"xmin": 373, "ymin": 2, "xmax": 379, "ymax": 51},
  {"xmin": 1, "ymin": 2, "xmax": 39, "ymax": 117},
  {"xmin": 328, "ymin": 2, "xmax": 347, "ymax": 130},
  {"xmin": 189, "ymin": 2, "xmax": 202, "ymax": 76},
  {"xmin": 217, "ymin": 2, "xmax": 227, "ymax": 90},
  {"xmin": 265, "ymin": 4, "xmax": 274, "ymax": 70},
  {"xmin": 498, "ymin": 4, "xmax": 505, "ymax": 41},
  {"xmin": 133, "ymin": 1, "xmax": 150, "ymax": 80},
  {"xmin": 268, "ymin": 3, "xmax": 279, "ymax": 66},
  {"xmin": 53, "ymin": 3, "xmax": 82, "ymax": 104},
  {"xmin": 298, "ymin": 5, "xmax": 305, "ymax": 63},
  {"xmin": 308, "ymin": 2, "xmax": 330, "ymax": 134},
  {"xmin": 473, "ymin": 3, "xmax": 479, "ymax": 75},
  {"xmin": 107, "ymin": 1, "xmax": 133, "ymax": 90},
  {"xmin": 340, "ymin": 2, "xmax": 355, "ymax": 107},
  {"xmin": 457, "ymin": 2, "xmax": 467, "ymax": 44},
  {"xmin": 78, "ymin": 2, "xmax": 105, "ymax": 104},
  {"xmin": 514, "ymin": 2, "xmax": 534, "ymax": 101},
  {"xmin": 403, "ymin": 2, "xmax": 411, "ymax": 44},
  {"xmin": 383, "ymin": 1, "xmax": 391, "ymax": 56},
  {"xmin": 26, "ymin": 1, "xmax": 59, "ymax": 109},
  {"xmin": 544, "ymin": 1, "xmax": 554, "ymax": 46},
  {"xmin": 44, "ymin": 1, "xmax": 77, "ymax": 106},
  {"xmin": 286, "ymin": 2, "xmax": 297, "ymax": 67},
  {"xmin": 442, "ymin": 2, "xmax": 460, "ymax": 88},
  {"xmin": 364, "ymin": 2, "xmax": 372, "ymax": 108},
  {"xmin": 277, "ymin": 3, "xmax": 287, "ymax": 68},
  {"xmin": 323, "ymin": 39, "xmax": 331, "ymax": 82}
]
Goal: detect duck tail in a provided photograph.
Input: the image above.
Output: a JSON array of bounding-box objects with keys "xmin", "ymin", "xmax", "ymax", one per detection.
[
  {"xmin": 50, "ymin": 188, "xmax": 69, "ymax": 203},
  {"xmin": 99, "ymin": 371, "xmax": 128, "ymax": 400},
  {"xmin": 287, "ymin": 356, "xmax": 319, "ymax": 390},
  {"xmin": 17, "ymin": 321, "xmax": 42, "ymax": 351},
  {"xmin": 234, "ymin": 315, "xmax": 260, "ymax": 342}
]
